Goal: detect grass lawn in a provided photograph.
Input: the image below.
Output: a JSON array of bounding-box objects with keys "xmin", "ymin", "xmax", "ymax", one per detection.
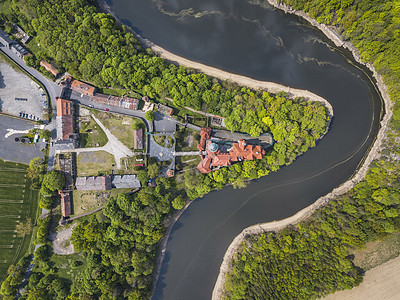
[
  {"xmin": 175, "ymin": 126, "xmax": 201, "ymax": 151},
  {"xmin": 0, "ymin": 1, "xmax": 12, "ymax": 16},
  {"xmin": 121, "ymin": 155, "xmax": 146, "ymax": 172},
  {"xmin": 26, "ymin": 37, "xmax": 42, "ymax": 57},
  {"xmin": 0, "ymin": 159, "xmax": 39, "ymax": 283},
  {"xmin": 93, "ymin": 111, "xmax": 145, "ymax": 150},
  {"xmin": 175, "ymin": 156, "xmax": 201, "ymax": 172},
  {"xmin": 48, "ymin": 252, "xmax": 86, "ymax": 283},
  {"xmin": 353, "ymin": 231, "xmax": 400, "ymax": 271},
  {"xmin": 76, "ymin": 151, "xmax": 117, "ymax": 176},
  {"xmin": 153, "ymin": 135, "xmax": 174, "ymax": 148},
  {"xmin": 72, "ymin": 188, "xmax": 133, "ymax": 216},
  {"xmin": 79, "ymin": 116, "xmax": 108, "ymax": 148}
]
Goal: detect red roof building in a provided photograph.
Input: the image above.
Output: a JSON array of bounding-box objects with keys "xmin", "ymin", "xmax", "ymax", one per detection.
[
  {"xmin": 56, "ymin": 98, "xmax": 74, "ymax": 140},
  {"xmin": 197, "ymin": 136, "xmax": 265, "ymax": 173},
  {"xmin": 40, "ymin": 60, "xmax": 59, "ymax": 77},
  {"xmin": 58, "ymin": 190, "xmax": 71, "ymax": 217},
  {"xmin": 134, "ymin": 128, "xmax": 144, "ymax": 150},
  {"xmin": 70, "ymin": 79, "xmax": 96, "ymax": 96},
  {"xmin": 75, "ymin": 176, "xmax": 112, "ymax": 191},
  {"xmin": 197, "ymin": 127, "xmax": 212, "ymax": 151}
]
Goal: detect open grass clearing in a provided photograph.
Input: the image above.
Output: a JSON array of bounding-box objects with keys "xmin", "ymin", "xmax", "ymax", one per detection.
[
  {"xmin": 0, "ymin": 159, "xmax": 39, "ymax": 283},
  {"xmin": 353, "ymin": 231, "xmax": 400, "ymax": 271},
  {"xmin": 93, "ymin": 111, "xmax": 145, "ymax": 150},
  {"xmin": 72, "ymin": 188, "xmax": 133, "ymax": 216},
  {"xmin": 175, "ymin": 126, "xmax": 201, "ymax": 151},
  {"xmin": 78, "ymin": 115, "xmax": 108, "ymax": 148},
  {"xmin": 175, "ymin": 156, "xmax": 201, "ymax": 172},
  {"xmin": 76, "ymin": 151, "xmax": 117, "ymax": 177},
  {"xmin": 121, "ymin": 155, "xmax": 147, "ymax": 173},
  {"xmin": 47, "ymin": 252, "xmax": 87, "ymax": 283}
]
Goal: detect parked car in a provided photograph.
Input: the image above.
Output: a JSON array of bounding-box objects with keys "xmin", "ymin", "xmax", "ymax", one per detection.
[
  {"xmin": 104, "ymin": 108, "xmax": 109, "ymax": 111},
  {"xmin": 88, "ymin": 104, "xmax": 94, "ymax": 108}
]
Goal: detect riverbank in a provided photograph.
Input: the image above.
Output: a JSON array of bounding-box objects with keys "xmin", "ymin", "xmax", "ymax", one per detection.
[
  {"xmin": 212, "ymin": 1, "xmax": 393, "ymax": 299},
  {"xmin": 96, "ymin": 0, "xmax": 333, "ymax": 118}
]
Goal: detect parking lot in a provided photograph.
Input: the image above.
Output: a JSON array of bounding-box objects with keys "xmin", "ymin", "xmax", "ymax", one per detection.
[
  {"xmin": 0, "ymin": 115, "xmax": 45, "ymax": 164},
  {"xmin": 0, "ymin": 62, "xmax": 45, "ymax": 120}
]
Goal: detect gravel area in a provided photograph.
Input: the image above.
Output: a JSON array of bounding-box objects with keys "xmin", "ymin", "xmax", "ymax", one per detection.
[
  {"xmin": 0, "ymin": 62, "xmax": 45, "ymax": 119},
  {"xmin": 50, "ymin": 223, "xmax": 77, "ymax": 255}
]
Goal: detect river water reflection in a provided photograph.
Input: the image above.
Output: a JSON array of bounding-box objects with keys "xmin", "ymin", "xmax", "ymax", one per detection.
[{"xmin": 106, "ymin": 0, "xmax": 382, "ymax": 299}]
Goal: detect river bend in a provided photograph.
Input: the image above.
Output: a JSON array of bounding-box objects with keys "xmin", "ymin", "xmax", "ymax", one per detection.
[{"xmin": 105, "ymin": 0, "xmax": 382, "ymax": 299}]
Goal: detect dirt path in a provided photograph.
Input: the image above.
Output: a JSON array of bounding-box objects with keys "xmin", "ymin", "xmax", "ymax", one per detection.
[{"xmin": 322, "ymin": 255, "xmax": 400, "ymax": 300}]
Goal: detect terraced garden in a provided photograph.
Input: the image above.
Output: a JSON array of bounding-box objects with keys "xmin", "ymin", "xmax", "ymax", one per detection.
[{"xmin": 0, "ymin": 159, "xmax": 38, "ymax": 283}]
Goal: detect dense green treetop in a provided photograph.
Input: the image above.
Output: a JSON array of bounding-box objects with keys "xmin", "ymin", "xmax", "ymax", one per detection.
[
  {"xmin": 41, "ymin": 170, "xmax": 65, "ymax": 192},
  {"xmin": 3, "ymin": 0, "xmax": 329, "ymax": 137}
]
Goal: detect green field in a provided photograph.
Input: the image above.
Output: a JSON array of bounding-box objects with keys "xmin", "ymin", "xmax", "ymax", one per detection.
[{"xmin": 0, "ymin": 159, "xmax": 39, "ymax": 283}]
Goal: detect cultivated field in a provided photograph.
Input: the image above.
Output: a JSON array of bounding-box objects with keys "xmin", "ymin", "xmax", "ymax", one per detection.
[
  {"xmin": 0, "ymin": 159, "xmax": 38, "ymax": 283},
  {"xmin": 322, "ymin": 254, "xmax": 400, "ymax": 300}
]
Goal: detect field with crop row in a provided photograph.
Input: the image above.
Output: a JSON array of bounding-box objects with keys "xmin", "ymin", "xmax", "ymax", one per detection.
[{"xmin": 0, "ymin": 159, "xmax": 38, "ymax": 283}]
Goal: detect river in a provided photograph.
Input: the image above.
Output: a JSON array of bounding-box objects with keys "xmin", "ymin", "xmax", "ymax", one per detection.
[{"xmin": 105, "ymin": 0, "xmax": 382, "ymax": 299}]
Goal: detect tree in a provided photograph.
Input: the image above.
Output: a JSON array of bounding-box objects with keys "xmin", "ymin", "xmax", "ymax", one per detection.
[
  {"xmin": 16, "ymin": 218, "xmax": 33, "ymax": 237},
  {"xmin": 145, "ymin": 111, "xmax": 155, "ymax": 122},
  {"xmin": 132, "ymin": 122, "xmax": 141, "ymax": 130},
  {"xmin": 147, "ymin": 163, "xmax": 159, "ymax": 178},
  {"xmin": 171, "ymin": 195, "xmax": 185, "ymax": 210},
  {"xmin": 27, "ymin": 157, "xmax": 45, "ymax": 181},
  {"xmin": 137, "ymin": 170, "xmax": 150, "ymax": 185},
  {"xmin": 42, "ymin": 171, "xmax": 65, "ymax": 192},
  {"xmin": 40, "ymin": 129, "xmax": 52, "ymax": 141}
]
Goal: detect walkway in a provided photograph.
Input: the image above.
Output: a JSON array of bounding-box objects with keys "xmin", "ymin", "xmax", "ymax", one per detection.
[
  {"xmin": 57, "ymin": 114, "xmax": 135, "ymax": 168},
  {"xmin": 174, "ymin": 151, "xmax": 204, "ymax": 156}
]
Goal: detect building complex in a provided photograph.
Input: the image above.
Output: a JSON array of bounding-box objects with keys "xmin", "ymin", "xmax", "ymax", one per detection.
[{"xmin": 197, "ymin": 128, "xmax": 266, "ymax": 173}]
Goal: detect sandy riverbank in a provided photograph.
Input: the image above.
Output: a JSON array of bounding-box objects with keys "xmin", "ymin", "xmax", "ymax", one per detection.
[
  {"xmin": 212, "ymin": 1, "xmax": 393, "ymax": 299},
  {"xmin": 96, "ymin": 0, "xmax": 333, "ymax": 118}
]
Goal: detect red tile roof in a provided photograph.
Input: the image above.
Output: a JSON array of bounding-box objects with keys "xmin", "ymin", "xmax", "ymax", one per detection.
[
  {"xmin": 197, "ymin": 127, "xmax": 212, "ymax": 151},
  {"xmin": 58, "ymin": 190, "xmax": 71, "ymax": 217},
  {"xmin": 197, "ymin": 134, "xmax": 265, "ymax": 173},
  {"xmin": 40, "ymin": 60, "xmax": 59, "ymax": 77},
  {"xmin": 70, "ymin": 79, "xmax": 96, "ymax": 96},
  {"xmin": 56, "ymin": 98, "xmax": 74, "ymax": 140}
]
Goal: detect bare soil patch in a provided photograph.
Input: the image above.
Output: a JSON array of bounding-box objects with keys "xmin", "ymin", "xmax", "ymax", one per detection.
[{"xmin": 50, "ymin": 223, "xmax": 77, "ymax": 255}]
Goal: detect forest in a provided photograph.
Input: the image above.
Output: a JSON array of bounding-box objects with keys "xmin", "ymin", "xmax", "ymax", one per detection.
[
  {"xmin": 224, "ymin": 1, "xmax": 400, "ymax": 299},
  {"xmin": 0, "ymin": 0, "xmax": 332, "ymax": 299},
  {"xmin": 0, "ymin": 0, "xmax": 328, "ymax": 137}
]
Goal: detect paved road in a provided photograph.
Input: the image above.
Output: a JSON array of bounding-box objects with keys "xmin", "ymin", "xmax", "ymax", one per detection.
[{"xmin": 0, "ymin": 47, "xmax": 61, "ymax": 170}]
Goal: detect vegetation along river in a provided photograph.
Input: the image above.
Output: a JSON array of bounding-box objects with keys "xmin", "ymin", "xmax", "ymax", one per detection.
[{"xmin": 106, "ymin": 0, "xmax": 383, "ymax": 299}]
